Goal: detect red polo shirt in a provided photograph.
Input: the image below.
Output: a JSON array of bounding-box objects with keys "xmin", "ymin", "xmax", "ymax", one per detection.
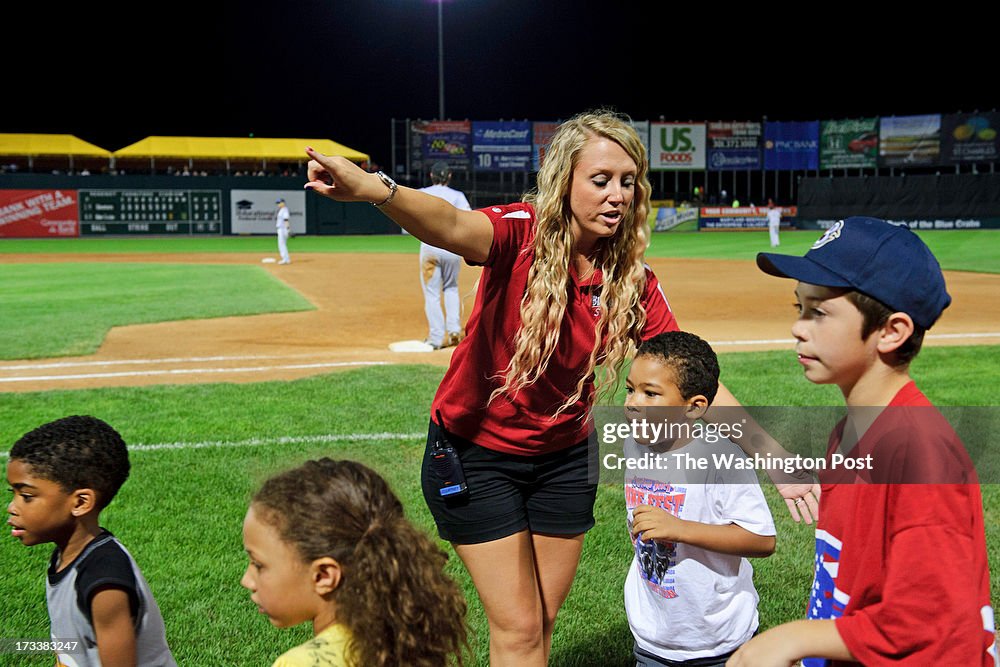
[{"xmin": 430, "ymin": 202, "xmax": 678, "ymax": 455}]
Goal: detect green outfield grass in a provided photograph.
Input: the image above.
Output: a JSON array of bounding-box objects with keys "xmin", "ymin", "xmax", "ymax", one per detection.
[
  {"xmin": 2, "ymin": 228, "xmax": 997, "ymax": 272},
  {"xmin": 0, "ymin": 263, "xmax": 313, "ymax": 360},
  {"xmin": 1, "ymin": 350, "xmax": 997, "ymax": 666},
  {"xmin": 644, "ymin": 228, "xmax": 1000, "ymax": 273},
  {"xmin": 0, "ymin": 234, "xmax": 424, "ymax": 255}
]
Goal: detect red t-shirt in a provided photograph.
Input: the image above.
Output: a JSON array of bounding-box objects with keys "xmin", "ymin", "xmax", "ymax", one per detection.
[
  {"xmin": 804, "ymin": 381, "xmax": 996, "ymax": 666},
  {"xmin": 430, "ymin": 202, "xmax": 678, "ymax": 455}
]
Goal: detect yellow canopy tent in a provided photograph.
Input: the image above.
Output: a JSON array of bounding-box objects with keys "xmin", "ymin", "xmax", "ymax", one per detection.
[
  {"xmin": 113, "ymin": 136, "xmax": 368, "ymax": 163},
  {"xmin": 0, "ymin": 133, "xmax": 113, "ymax": 172},
  {"xmin": 0, "ymin": 133, "xmax": 113, "ymax": 157}
]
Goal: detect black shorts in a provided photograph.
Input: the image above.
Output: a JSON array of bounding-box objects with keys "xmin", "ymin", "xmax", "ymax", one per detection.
[{"xmin": 421, "ymin": 420, "xmax": 599, "ymax": 545}]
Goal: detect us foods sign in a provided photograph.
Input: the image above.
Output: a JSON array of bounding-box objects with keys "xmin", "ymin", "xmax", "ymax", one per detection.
[{"xmin": 650, "ymin": 123, "xmax": 706, "ymax": 171}]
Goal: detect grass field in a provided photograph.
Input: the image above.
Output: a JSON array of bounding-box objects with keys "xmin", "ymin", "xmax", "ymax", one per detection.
[
  {"xmin": 0, "ymin": 230, "xmax": 997, "ymax": 666},
  {"xmin": 0, "ymin": 263, "xmax": 314, "ymax": 359}
]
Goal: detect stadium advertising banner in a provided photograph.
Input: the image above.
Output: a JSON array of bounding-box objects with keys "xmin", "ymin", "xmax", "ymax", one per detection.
[
  {"xmin": 878, "ymin": 114, "xmax": 940, "ymax": 167},
  {"xmin": 0, "ymin": 189, "xmax": 78, "ymax": 237},
  {"xmin": 631, "ymin": 120, "xmax": 650, "ymax": 163},
  {"xmin": 410, "ymin": 120, "xmax": 472, "ymax": 173},
  {"xmin": 941, "ymin": 112, "xmax": 999, "ymax": 164},
  {"xmin": 231, "ymin": 190, "xmax": 306, "ymax": 235},
  {"xmin": 652, "ymin": 205, "xmax": 699, "ymax": 232},
  {"xmin": 650, "ymin": 123, "xmax": 706, "ymax": 171},
  {"xmin": 532, "ymin": 121, "xmax": 561, "ymax": 171},
  {"xmin": 472, "ymin": 120, "xmax": 532, "ymax": 172},
  {"xmin": 764, "ymin": 121, "xmax": 819, "ymax": 170},
  {"xmin": 707, "ymin": 121, "xmax": 762, "ymax": 171},
  {"xmin": 698, "ymin": 205, "xmax": 798, "ymax": 230},
  {"xmin": 819, "ymin": 118, "xmax": 878, "ymax": 170},
  {"xmin": 79, "ymin": 189, "xmax": 223, "ymax": 235}
]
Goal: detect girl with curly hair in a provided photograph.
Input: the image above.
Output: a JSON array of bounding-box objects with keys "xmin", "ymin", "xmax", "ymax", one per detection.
[{"xmin": 241, "ymin": 457, "xmax": 468, "ymax": 667}]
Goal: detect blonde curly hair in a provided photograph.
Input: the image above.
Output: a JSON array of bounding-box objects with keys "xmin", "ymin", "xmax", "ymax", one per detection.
[{"xmin": 491, "ymin": 109, "xmax": 652, "ymax": 415}]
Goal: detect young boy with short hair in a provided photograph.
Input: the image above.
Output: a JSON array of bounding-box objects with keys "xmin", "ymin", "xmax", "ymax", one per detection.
[
  {"xmin": 623, "ymin": 330, "xmax": 776, "ymax": 667},
  {"xmin": 6, "ymin": 415, "xmax": 176, "ymax": 667},
  {"xmin": 729, "ymin": 217, "xmax": 997, "ymax": 666}
]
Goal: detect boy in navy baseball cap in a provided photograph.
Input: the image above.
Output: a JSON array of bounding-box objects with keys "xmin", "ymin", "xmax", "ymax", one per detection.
[
  {"xmin": 729, "ymin": 217, "xmax": 996, "ymax": 666},
  {"xmin": 757, "ymin": 216, "xmax": 951, "ymax": 331}
]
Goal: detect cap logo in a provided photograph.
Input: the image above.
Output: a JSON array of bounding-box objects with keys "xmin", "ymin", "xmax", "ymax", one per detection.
[{"xmin": 812, "ymin": 219, "xmax": 844, "ymax": 250}]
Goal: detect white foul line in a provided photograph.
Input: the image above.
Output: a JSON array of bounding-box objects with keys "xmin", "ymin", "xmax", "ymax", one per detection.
[
  {"xmin": 0, "ymin": 354, "xmax": 319, "ymax": 371},
  {"xmin": 708, "ymin": 338, "xmax": 794, "ymax": 346},
  {"xmin": 0, "ymin": 432, "xmax": 426, "ymax": 459},
  {"xmin": 1, "ymin": 332, "xmax": 997, "ymax": 383},
  {"xmin": 0, "ymin": 361, "xmax": 388, "ymax": 383},
  {"xmin": 707, "ymin": 332, "xmax": 1000, "ymax": 346},
  {"xmin": 922, "ymin": 332, "xmax": 1000, "ymax": 340}
]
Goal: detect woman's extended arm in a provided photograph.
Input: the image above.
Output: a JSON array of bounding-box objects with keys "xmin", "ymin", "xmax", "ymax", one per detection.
[{"xmin": 305, "ymin": 148, "xmax": 494, "ymax": 262}]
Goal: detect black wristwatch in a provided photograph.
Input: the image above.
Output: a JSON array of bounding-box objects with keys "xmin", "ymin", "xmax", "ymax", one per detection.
[{"xmin": 372, "ymin": 171, "xmax": 398, "ymax": 208}]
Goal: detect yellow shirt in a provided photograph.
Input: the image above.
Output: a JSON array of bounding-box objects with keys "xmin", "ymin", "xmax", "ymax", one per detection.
[{"xmin": 272, "ymin": 623, "xmax": 352, "ymax": 667}]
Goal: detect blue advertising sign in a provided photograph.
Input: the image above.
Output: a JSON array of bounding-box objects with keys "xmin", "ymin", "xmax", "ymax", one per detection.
[
  {"xmin": 472, "ymin": 121, "xmax": 532, "ymax": 172},
  {"xmin": 410, "ymin": 120, "xmax": 472, "ymax": 173},
  {"xmin": 940, "ymin": 112, "xmax": 998, "ymax": 164},
  {"xmin": 764, "ymin": 121, "xmax": 820, "ymax": 170},
  {"xmin": 707, "ymin": 121, "xmax": 762, "ymax": 171}
]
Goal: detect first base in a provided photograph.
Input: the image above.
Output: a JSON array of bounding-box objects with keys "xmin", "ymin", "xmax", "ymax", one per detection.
[
  {"xmin": 389, "ymin": 339, "xmax": 436, "ymax": 352},
  {"xmin": 261, "ymin": 257, "xmax": 277, "ymax": 263}
]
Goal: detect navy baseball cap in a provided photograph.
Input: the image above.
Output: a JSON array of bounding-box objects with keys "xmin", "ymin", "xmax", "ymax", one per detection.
[
  {"xmin": 757, "ymin": 216, "xmax": 951, "ymax": 329},
  {"xmin": 275, "ymin": 197, "xmax": 285, "ymax": 204}
]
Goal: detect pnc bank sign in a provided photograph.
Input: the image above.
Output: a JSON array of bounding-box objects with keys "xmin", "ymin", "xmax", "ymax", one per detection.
[{"xmin": 651, "ymin": 123, "xmax": 706, "ymax": 170}]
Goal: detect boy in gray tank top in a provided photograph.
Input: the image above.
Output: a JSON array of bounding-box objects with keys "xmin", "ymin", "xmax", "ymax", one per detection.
[{"xmin": 7, "ymin": 415, "xmax": 175, "ymax": 666}]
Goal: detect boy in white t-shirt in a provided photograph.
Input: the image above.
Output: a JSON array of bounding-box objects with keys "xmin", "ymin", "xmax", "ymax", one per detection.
[{"xmin": 623, "ymin": 331, "xmax": 776, "ymax": 667}]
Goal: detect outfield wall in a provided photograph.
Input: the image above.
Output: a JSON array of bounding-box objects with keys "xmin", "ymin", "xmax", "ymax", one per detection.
[
  {"xmin": 795, "ymin": 173, "xmax": 1000, "ymax": 229},
  {"xmin": 5, "ymin": 173, "xmax": 1000, "ymax": 238},
  {"xmin": 0, "ymin": 174, "xmax": 400, "ymax": 238}
]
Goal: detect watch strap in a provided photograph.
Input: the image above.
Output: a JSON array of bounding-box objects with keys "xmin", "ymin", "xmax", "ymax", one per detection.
[{"xmin": 372, "ymin": 171, "xmax": 398, "ymax": 208}]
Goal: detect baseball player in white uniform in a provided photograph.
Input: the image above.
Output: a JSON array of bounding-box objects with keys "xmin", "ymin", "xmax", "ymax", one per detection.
[
  {"xmin": 275, "ymin": 198, "xmax": 291, "ymax": 264},
  {"xmin": 766, "ymin": 199, "xmax": 781, "ymax": 247},
  {"xmin": 767, "ymin": 199, "xmax": 781, "ymax": 248},
  {"xmin": 418, "ymin": 162, "xmax": 471, "ymax": 349}
]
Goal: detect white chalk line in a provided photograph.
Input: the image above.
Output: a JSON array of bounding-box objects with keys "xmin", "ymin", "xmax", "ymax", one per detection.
[
  {"xmin": 0, "ymin": 361, "xmax": 388, "ymax": 383},
  {"xmin": 0, "ymin": 353, "xmax": 330, "ymax": 371},
  {"xmin": 0, "ymin": 432, "xmax": 426, "ymax": 459},
  {"xmin": 922, "ymin": 332, "xmax": 1000, "ymax": 340},
  {"xmin": 708, "ymin": 338, "xmax": 795, "ymax": 346},
  {"xmin": 706, "ymin": 332, "xmax": 1000, "ymax": 346},
  {"xmin": 1, "ymin": 332, "xmax": 997, "ymax": 383}
]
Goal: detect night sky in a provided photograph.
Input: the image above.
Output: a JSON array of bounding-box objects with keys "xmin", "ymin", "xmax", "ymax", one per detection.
[{"xmin": 6, "ymin": 2, "xmax": 994, "ymax": 166}]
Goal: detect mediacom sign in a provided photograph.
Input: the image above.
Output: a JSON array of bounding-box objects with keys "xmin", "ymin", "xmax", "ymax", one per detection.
[
  {"xmin": 650, "ymin": 123, "xmax": 706, "ymax": 170},
  {"xmin": 0, "ymin": 190, "xmax": 79, "ymax": 237}
]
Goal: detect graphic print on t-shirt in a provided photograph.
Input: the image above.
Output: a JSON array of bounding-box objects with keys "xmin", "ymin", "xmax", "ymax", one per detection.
[
  {"xmin": 626, "ymin": 478, "xmax": 687, "ymax": 598},
  {"xmin": 803, "ymin": 528, "xmax": 850, "ymax": 667}
]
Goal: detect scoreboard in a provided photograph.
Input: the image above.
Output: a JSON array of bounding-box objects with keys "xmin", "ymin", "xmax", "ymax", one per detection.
[{"xmin": 79, "ymin": 190, "xmax": 223, "ymax": 235}]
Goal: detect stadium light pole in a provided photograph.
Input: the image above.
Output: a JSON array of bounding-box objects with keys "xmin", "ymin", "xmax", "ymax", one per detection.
[{"xmin": 437, "ymin": 0, "xmax": 445, "ymax": 120}]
